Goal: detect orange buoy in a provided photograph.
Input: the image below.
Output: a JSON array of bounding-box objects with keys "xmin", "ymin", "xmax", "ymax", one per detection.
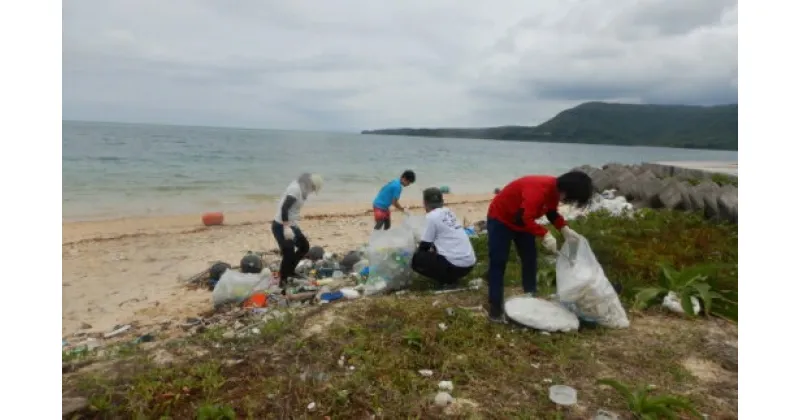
[{"xmin": 201, "ymin": 212, "xmax": 224, "ymax": 226}]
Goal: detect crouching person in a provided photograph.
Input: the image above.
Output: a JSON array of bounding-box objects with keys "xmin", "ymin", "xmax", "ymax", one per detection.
[
  {"xmin": 271, "ymin": 172, "xmax": 323, "ymax": 287},
  {"xmin": 411, "ymin": 188, "xmax": 476, "ymax": 290}
]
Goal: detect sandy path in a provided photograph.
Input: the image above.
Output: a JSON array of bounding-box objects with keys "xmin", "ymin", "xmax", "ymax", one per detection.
[{"xmin": 62, "ymin": 194, "xmax": 495, "ymax": 337}]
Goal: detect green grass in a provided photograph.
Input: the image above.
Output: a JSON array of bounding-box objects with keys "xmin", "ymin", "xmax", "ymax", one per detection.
[{"xmin": 63, "ymin": 211, "xmax": 738, "ymax": 419}]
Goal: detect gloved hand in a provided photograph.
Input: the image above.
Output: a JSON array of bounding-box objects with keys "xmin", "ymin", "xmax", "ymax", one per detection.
[
  {"xmin": 561, "ymin": 226, "xmax": 579, "ymax": 244},
  {"xmin": 542, "ymin": 232, "xmax": 558, "ymax": 254}
]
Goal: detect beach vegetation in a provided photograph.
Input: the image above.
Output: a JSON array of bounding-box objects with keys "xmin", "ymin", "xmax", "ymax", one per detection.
[{"xmin": 63, "ymin": 210, "xmax": 737, "ymax": 419}]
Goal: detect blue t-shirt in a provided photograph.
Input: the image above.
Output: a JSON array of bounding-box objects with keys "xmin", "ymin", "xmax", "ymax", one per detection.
[{"xmin": 373, "ymin": 178, "xmax": 402, "ymax": 210}]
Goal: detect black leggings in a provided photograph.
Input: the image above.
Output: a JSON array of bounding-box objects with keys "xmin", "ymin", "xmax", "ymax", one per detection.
[
  {"xmin": 411, "ymin": 250, "xmax": 474, "ymax": 286},
  {"xmin": 374, "ymin": 218, "xmax": 391, "ymax": 230},
  {"xmin": 271, "ymin": 221, "xmax": 310, "ymax": 284}
]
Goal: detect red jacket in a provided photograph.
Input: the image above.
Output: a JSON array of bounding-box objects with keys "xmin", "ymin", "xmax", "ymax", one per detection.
[{"xmin": 487, "ymin": 175, "xmax": 567, "ymax": 237}]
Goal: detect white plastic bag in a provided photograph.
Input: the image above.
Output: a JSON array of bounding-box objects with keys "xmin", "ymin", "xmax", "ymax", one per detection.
[
  {"xmin": 661, "ymin": 291, "xmax": 700, "ymax": 315},
  {"xmin": 212, "ymin": 268, "xmax": 273, "ymax": 307},
  {"xmin": 555, "ymin": 234, "xmax": 630, "ymax": 328},
  {"xmin": 505, "ymin": 296, "xmax": 580, "ymax": 332},
  {"xmin": 364, "ymin": 218, "xmax": 416, "ymax": 295}
]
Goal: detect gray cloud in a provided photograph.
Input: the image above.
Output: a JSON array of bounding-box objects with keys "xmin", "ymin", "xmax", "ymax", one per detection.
[{"xmin": 63, "ymin": 0, "xmax": 737, "ymax": 130}]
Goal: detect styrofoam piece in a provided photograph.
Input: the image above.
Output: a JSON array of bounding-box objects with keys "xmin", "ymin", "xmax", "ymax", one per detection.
[{"xmin": 504, "ymin": 296, "xmax": 580, "ymax": 332}]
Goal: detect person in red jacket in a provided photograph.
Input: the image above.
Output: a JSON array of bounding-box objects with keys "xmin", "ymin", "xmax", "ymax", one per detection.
[{"xmin": 485, "ymin": 171, "xmax": 593, "ymax": 323}]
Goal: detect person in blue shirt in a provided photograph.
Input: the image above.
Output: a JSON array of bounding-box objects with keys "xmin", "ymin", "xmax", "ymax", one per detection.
[{"xmin": 372, "ymin": 170, "xmax": 416, "ymax": 230}]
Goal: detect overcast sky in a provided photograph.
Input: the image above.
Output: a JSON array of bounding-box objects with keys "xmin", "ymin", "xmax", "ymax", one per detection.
[{"xmin": 62, "ymin": 0, "xmax": 737, "ymax": 131}]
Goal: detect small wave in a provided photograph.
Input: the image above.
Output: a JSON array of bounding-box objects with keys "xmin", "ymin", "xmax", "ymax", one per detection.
[
  {"xmin": 153, "ymin": 185, "xmax": 209, "ymax": 192},
  {"xmin": 96, "ymin": 156, "xmax": 124, "ymax": 162},
  {"xmin": 242, "ymin": 193, "xmax": 279, "ymax": 203}
]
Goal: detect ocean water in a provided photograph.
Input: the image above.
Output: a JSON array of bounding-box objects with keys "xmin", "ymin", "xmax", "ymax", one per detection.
[{"xmin": 62, "ymin": 121, "xmax": 738, "ymax": 221}]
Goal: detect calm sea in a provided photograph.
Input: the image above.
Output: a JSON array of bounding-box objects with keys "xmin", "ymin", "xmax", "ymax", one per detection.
[{"xmin": 62, "ymin": 121, "xmax": 738, "ymax": 221}]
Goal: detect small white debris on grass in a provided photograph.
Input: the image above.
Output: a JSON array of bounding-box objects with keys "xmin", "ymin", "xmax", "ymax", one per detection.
[
  {"xmin": 307, "ymin": 402, "xmax": 316, "ymax": 412},
  {"xmin": 418, "ymin": 369, "xmax": 434, "ymax": 377},
  {"xmin": 438, "ymin": 381, "xmax": 454, "ymax": 392},
  {"xmin": 438, "ymin": 323, "xmax": 448, "ymax": 331},
  {"xmin": 434, "ymin": 392, "xmax": 453, "ymax": 407}
]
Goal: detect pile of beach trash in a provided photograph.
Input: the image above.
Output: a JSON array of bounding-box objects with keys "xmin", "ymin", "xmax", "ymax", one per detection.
[{"xmin": 207, "ymin": 194, "xmax": 636, "ymax": 317}]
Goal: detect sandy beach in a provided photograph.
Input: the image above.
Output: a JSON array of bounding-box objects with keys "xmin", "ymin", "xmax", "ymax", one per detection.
[{"xmin": 62, "ymin": 193, "xmax": 498, "ymax": 337}]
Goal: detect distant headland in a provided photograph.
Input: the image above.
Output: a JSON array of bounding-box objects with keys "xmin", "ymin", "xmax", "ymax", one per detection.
[{"xmin": 361, "ymin": 102, "xmax": 738, "ymax": 151}]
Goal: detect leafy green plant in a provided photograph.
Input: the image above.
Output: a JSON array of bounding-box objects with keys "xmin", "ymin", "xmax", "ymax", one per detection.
[
  {"xmin": 633, "ymin": 263, "xmax": 734, "ymax": 318},
  {"xmin": 598, "ymin": 378, "xmax": 703, "ymax": 419},
  {"xmin": 196, "ymin": 403, "xmax": 236, "ymax": 420},
  {"xmin": 402, "ymin": 328, "xmax": 423, "ymax": 350}
]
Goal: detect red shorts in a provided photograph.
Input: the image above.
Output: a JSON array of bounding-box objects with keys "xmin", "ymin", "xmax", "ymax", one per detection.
[{"xmin": 373, "ymin": 207, "xmax": 391, "ymax": 221}]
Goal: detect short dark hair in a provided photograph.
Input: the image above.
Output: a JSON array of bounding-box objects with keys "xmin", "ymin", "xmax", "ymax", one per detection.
[
  {"xmin": 556, "ymin": 171, "xmax": 593, "ymax": 207},
  {"xmin": 401, "ymin": 170, "xmax": 416, "ymax": 183},
  {"xmin": 422, "ymin": 187, "xmax": 444, "ymax": 209}
]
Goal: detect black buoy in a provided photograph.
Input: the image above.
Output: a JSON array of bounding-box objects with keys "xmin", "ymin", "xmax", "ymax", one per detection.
[
  {"xmin": 207, "ymin": 261, "xmax": 231, "ymax": 290},
  {"xmin": 307, "ymin": 246, "xmax": 325, "ymax": 261},
  {"xmin": 340, "ymin": 251, "xmax": 361, "ymax": 270},
  {"xmin": 240, "ymin": 252, "xmax": 263, "ymax": 274},
  {"xmin": 209, "ymin": 262, "xmax": 231, "ymax": 281}
]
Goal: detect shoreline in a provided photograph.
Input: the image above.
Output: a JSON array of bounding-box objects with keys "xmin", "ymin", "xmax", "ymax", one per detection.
[
  {"xmin": 62, "ymin": 193, "xmax": 496, "ymax": 336},
  {"xmin": 62, "ymin": 193, "xmax": 495, "ymax": 245}
]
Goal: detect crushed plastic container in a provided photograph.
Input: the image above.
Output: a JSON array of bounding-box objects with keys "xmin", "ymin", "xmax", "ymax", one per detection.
[{"xmin": 549, "ymin": 385, "xmax": 577, "ymax": 406}]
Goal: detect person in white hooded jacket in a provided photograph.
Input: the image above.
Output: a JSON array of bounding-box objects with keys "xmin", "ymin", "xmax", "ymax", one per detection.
[{"xmin": 271, "ymin": 173, "xmax": 323, "ymax": 287}]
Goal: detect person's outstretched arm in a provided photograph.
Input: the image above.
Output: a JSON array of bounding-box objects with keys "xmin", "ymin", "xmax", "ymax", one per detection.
[{"xmin": 392, "ymin": 183, "xmax": 406, "ymax": 212}]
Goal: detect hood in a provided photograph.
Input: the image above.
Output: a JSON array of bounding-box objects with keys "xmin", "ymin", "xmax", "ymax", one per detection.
[{"xmin": 297, "ymin": 173, "xmax": 314, "ymax": 199}]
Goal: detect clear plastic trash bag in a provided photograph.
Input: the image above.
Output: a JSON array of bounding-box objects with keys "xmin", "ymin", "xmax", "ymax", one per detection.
[
  {"xmin": 212, "ymin": 268, "xmax": 273, "ymax": 307},
  {"xmin": 555, "ymin": 234, "xmax": 630, "ymax": 328},
  {"xmin": 364, "ymin": 217, "xmax": 417, "ymax": 296}
]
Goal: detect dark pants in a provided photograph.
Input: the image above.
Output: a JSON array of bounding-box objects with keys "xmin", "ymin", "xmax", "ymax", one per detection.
[
  {"xmin": 487, "ymin": 217, "xmax": 538, "ymax": 314},
  {"xmin": 411, "ymin": 250, "xmax": 474, "ymax": 287},
  {"xmin": 271, "ymin": 221, "xmax": 310, "ymax": 284}
]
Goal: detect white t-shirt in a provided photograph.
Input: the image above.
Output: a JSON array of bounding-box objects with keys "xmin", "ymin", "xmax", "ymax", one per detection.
[
  {"xmin": 273, "ymin": 181, "xmax": 306, "ymax": 224},
  {"xmin": 420, "ymin": 207, "xmax": 477, "ymax": 268}
]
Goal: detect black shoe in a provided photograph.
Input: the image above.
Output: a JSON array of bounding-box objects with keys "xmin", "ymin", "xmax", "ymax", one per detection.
[{"xmin": 487, "ymin": 306, "xmax": 507, "ymax": 324}]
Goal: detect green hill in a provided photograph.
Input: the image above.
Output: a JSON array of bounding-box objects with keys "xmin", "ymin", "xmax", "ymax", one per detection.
[{"xmin": 361, "ymin": 102, "xmax": 738, "ymax": 150}]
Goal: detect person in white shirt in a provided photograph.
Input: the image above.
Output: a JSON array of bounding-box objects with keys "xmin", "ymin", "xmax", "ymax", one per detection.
[
  {"xmin": 271, "ymin": 173, "xmax": 323, "ymax": 287},
  {"xmin": 411, "ymin": 187, "xmax": 477, "ymax": 289}
]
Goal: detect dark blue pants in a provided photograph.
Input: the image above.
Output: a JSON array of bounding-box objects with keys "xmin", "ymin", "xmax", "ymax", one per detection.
[
  {"xmin": 487, "ymin": 217, "xmax": 538, "ymax": 313},
  {"xmin": 271, "ymin": 221, "xmax": 310, "ymax": 284}
]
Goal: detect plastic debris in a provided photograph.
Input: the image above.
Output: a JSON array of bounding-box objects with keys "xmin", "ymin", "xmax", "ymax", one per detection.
[
  {"xmin": 435, "ymin": 392, "xmax": 454, "ymax": 407},
  {"xmin": 418, "ymin": 369, "xmax": 434, "ymax": 377},
  {"xmin": 104, "ymin": 324, "xmax": 132, "ymax": 338},
  {"xmin": 438, "ymin": 381, "xmax": 454, "ymax": 392},
  {"xmin": 662, "ymin": 291, "xmax": 701, "ymax": 315},
  {"xmin": 594, "ymin": 409, "xmax": 621, "ymax": 420},
  {"xmin": 319, "ymin": 291, "xmax": 344, "ymax": 302},
  {"xmin": 504, "ymin": 296, "xmax": 580, "ymax": 332},
  {"xmin": 549, "ymin": 385, "xmax": 578, "ymax": 406},
  {"xmin": 339, "ymin": 288, "xmax": 360, "ymax": 299}
]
